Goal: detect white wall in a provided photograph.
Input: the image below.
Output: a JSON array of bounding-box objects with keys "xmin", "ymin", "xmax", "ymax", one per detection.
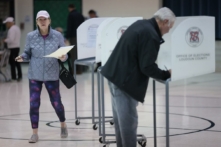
[
  {"xmin": 83, "ymin": 0, "xmax": 162, "ymax": 19},
  {"xmin": 15, "ymin": 0, "xmax": 34, "ymax": 54}
]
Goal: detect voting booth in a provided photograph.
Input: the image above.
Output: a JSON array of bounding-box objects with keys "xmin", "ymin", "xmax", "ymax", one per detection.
[
  {"xmin": 75, "ymin": 18, "xmax": 110, "ymax": 126},
  {"xmin": 77, "ymin": 18, "xmax": 108, "ymax": 60},
  {"xmin": 154, "ymin": 16, "xmax": 215, "ymax": 147},
  {"xmin": 96, "ymin": 18, "xmax": 120, "ymax": 62},
  {"xmin": 157, "ymin": 16, "xmax": 215, "ymax": 81},
  {"xmin": 100, "ymin": 17, "xmax": 143, "ymax": 65}
]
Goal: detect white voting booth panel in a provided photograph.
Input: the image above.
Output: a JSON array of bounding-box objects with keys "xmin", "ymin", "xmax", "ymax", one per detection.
[
  {"xmin": 96, "ymin": 18, "xmax": 120, "ymax": 63},
  {"xmin": 157, "ymin": 16, "xmax": 215, "ymax": 81},
  {"xmin": 101, "ymin": 17, "xmax": 143, "ymax": 65},
  {"xmin": 77, "ymin": 18, "xmax": 108, "ymax": 60}
]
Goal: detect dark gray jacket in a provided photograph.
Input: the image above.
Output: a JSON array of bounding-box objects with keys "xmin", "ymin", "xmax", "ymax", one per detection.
[{"xmin": 21, "ymin": 28, "xmax": 66, "ymax": 81}]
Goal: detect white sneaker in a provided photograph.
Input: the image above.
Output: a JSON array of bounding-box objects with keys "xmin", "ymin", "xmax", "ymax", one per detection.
[
  {"xmin": 61, "ymin": 126, "xmax": 68, "ymax": 138},
  {"xmin": 29, "ymin": 134, "xmax": 39, "ymax": 143}
]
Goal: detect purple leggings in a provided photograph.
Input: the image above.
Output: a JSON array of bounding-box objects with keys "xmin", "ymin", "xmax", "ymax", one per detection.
[{"xmin": 29, "ymin": 80, "xmax": 66, "ymax": 129}]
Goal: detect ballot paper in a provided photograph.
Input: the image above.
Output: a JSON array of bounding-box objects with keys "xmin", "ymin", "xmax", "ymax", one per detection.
[{"xmin": 44, "ymin": 45, "xmax": 74, "ymax": 58}]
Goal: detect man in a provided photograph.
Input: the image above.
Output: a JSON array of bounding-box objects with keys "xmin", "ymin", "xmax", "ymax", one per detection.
[
  {"xmin": 66, "ymin": 4, "xmax": 84, "ymax": 74},
  {"xmin": 3, "ymin": 17, "xmax": 22, "ymax": 81},
  {"xmin": 101, "ymin": 7, "xmax": 175, "ymax": 147},
  {"xmin": 88, "ymin": 9, "xmax": 98, "ymax": 18}
]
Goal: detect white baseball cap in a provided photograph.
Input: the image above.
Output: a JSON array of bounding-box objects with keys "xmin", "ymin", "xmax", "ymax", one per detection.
[
  {"xmin": 36, "ymin": 10, "xmax": 50, "ymax": 19},
  {"xmin": 3, "ymin": 17, "xmax": 14, "ymax": 23}
]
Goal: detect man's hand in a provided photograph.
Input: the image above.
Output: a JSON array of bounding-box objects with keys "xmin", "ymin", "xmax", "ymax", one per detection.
[
  {"xmin": 58, "ymin": 54, "xmax": 66, "ymax": 61},
  {"xmin": 15, "ymin": 56, "xmax": 23, "ymax": 62}
]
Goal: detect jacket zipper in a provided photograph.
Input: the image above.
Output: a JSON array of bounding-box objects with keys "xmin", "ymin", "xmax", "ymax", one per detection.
[{"xmin": 43, "ymin": 38, "xmax": 45, "ymax": 81}]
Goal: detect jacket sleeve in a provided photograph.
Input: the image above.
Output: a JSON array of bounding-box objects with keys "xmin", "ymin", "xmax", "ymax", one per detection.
[
  {"xmin": 4, "ymin": 28, "xmax": 16, "ymax": 44},
  {"xmin": 20, "ymin": 34, "xmax": 31, "ymax": 61},
  {"xmin": 138, "ymin": 38, "xmax": 170, "ymax": 80}
]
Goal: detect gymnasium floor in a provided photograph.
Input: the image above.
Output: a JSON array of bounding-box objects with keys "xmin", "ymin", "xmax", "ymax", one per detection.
[{"xmin": 0, "ymin": 42, "xmax": 220, "ymax": 147}]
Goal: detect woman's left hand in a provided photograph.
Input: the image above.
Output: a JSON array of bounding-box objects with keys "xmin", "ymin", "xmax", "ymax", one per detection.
[{"xmin": 58, "ymin": 54, "xmax": 66, "ymax": 61}]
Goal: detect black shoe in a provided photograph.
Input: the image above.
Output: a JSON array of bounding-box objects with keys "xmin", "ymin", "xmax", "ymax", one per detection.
[{"xmin": 17, "ymin": 77, "xmax": 22, "ymax": 82}]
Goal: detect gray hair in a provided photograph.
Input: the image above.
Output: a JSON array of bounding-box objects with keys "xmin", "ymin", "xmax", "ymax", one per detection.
[{"xmin": 154, "ymin": 7, "xmax": 176, "ymax": 24}]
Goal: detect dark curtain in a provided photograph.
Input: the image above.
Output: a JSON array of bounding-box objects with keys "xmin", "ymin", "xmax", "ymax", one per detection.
[{"xmin": 163, "ymin": 0, "xmax": 221, "ymax": 40}]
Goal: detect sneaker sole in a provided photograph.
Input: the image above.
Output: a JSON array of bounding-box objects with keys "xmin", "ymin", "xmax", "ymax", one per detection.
[{"xmin": 29, "ymin": 141, "xmax": 38, "ymax": 143}]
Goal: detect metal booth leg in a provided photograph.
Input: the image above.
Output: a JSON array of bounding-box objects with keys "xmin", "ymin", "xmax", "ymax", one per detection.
[
  {"xmin": 91, "ymin": 63, "xmax": 95, "ymax": 124},
  {"xmin": 166, "ymin": 82, "xmax": 170, "ymax": 147},
  {"xmin": 74, "ymin": 60, "xmax": 80, "ymax": 125},
  {"xmin": 153, "ymin": 80, "xmax": 157, "ymax": 147}
]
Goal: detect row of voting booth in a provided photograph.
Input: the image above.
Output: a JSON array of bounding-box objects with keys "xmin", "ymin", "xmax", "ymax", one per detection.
[
  {"xmin": 74, "ymin": 16, "xmax": 215, "ymax": 147},
  {"xmin": 77, "ymin": 16, "xmax": 215, "ymax": 80},
  {"xmin": 77, "ymin": 17, "xmax": 143, "ymax": 64}
]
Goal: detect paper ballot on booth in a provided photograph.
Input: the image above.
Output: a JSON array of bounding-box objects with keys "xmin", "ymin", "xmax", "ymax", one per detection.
[{"xmin": 44, "ymin": 45, "xmax": 74, "ymax": 58}]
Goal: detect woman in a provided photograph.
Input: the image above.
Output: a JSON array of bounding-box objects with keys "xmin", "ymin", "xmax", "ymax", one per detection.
[{"xmin": 15, "ymin": 10, "xmax": 68, "ymax": 143}]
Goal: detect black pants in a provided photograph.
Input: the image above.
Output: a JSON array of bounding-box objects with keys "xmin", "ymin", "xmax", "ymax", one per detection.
[
  {"xmin": 69, "ymin": 37, "xmax": 82, "ymax": 74},
  {"xmin": 9, "ymin": 48, "xmax": 22, "ymax": 79}
]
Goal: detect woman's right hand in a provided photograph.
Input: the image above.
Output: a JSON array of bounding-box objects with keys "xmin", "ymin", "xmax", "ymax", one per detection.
[{"xmin": 15, "ymin": 56, "xmax": 23, "ymax": 62}]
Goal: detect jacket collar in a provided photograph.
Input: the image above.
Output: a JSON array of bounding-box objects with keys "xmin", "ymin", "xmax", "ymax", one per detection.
[
  {"xmin": 150, "ymin": 17, "xmax": 165, "ymax": 44},
  {"xmin": 37, "ymin": 26, "xmax": 53, "ymax": 38}
]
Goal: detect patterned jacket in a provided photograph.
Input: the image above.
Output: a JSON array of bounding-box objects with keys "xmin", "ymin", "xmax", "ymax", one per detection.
[{"xmin": 21, "ymin": 28, "xmax": 67, "ymax": 81}]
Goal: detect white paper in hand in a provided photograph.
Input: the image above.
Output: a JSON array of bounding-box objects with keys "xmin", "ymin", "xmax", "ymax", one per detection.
[{"xmin": 44, "ymin": 45, "xmax": 74, "ymax": 58}]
